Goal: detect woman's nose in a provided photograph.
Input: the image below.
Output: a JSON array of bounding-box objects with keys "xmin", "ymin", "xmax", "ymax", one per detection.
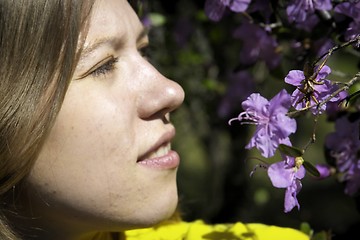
[{"xmin": 137, "ymin": 73, "xmax": 185, "ymax": 120}]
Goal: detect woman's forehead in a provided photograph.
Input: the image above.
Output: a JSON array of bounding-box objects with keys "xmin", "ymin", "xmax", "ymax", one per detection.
[{"xmin": 87, "ymin": 0, "xmax": 143, "ymax": 40}]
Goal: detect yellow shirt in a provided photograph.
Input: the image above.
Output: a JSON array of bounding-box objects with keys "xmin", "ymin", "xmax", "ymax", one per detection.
[{"xmin": 124, "ymin": 220, "xmax": 310, "ymax": 240}]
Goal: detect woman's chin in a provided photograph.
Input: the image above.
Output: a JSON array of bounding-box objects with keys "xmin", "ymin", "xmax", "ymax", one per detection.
[{"xmin": 140, "ymin": 193, "xmax": 179, "ymax": 227}]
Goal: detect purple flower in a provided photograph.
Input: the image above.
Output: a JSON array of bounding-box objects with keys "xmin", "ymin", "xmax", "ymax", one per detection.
[
  {"xmin": 344, "ymin": 22, "xmax": 360, "ymax": 43},
  {"xmin": 233, "ymin": 20, "xmax": 281, "ymax": 69},
  {"xmin": 268, "ymin": 155, "xmax": 306, "ymax": 213},
  {"xmin": 285, "ymin": 65, "xmax": 346, "ymax": 114},
  {"xmin": 334, "ymin": 2, "xmax": 360, "ymax": 22},
  {"xmin": 286, "ymin": 0, "xmax": 332, "ymax": 23},
  {"xmin": 325, "ymin": 115, "xmax": 360, "ymax": 196},
  {"xmin": 334, "ymin": 2, "xmax": 360, "ymax": 41},
  {"xmin": 205, "ymin": 0, "xmax": 251, "ymax": 22},
  {"xmin": 325, "ymin": 89, "xmax": 348, "ymax": 120},
  {"xmin": 315, "ymin": 164, "xmax": 332, "ymax": 179},
  {"xmin": 293, "ymin": 14, "xmax": 320, "ymax": 32},
  {"xmin": 228, "ymin": 89, "xmax": 297, "ymax": 158}
]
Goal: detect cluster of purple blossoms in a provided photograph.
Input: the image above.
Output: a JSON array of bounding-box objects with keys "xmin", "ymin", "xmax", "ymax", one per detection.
[
  {"xmin": 286, "ymin": 0, "xmax": 332, "ymax": 31},
  {"xmin": 286, "ymin": 0, "xmax": 332, "ymax": 23},
  {"xmin": 334, "ymin": 1, "xmax": 360, "ymax": 42},
  {"xmin": 285, "ymin": 65, "xmax": 346, "ymax": 115},
  {"xmin": 204, "ymin": 0, "xmax": 251, "ymax": 22},
  {"xmin": 233, "ymin": 20, "xmax": 281, "ymax": 70},
  {"xmin": 229, "ymin": 90, "xmax": 304, "ymax": 212},
  {"xmin": 325, "ymin": 116, "xmax": 360, "ymax": 196}
]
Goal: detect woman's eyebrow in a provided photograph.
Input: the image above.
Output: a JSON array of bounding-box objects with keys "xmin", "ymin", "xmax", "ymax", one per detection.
[
  {"xmin": 80, "ymin": 36, "xmax": 119, "ymax": 61},
  {"xmin": 80, "ymin": 27, "xmax": 149, "ymax": 62}
]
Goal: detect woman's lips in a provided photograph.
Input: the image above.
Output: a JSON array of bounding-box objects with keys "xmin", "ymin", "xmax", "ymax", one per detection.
[
  {"xmin": 137, "ymin": 147, "xmax": 180, "ymax": 169},
  {"xmin": 137, "ymin": 129, "xmax": 180, "ymax": 169}
]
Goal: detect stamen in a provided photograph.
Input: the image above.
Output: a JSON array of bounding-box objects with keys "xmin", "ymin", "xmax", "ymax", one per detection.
[
  {"xmin": 245, "ymin": 156, "xmax": 270, "ymax": 177},
  {"xmin": 250, "ymin": 163, "xmax": 268, "ymax": 177}
]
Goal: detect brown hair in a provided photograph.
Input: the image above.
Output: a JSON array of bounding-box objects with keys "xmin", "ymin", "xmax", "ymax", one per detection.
[{"xmin": 0, "ymin": 0, "xmax": 94, "ymax": 238}]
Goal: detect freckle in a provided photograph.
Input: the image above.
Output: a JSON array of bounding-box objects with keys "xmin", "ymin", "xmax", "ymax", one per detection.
[{"xmin": 51, "ymin": 190, "xmax": 57, "ymax": 195}]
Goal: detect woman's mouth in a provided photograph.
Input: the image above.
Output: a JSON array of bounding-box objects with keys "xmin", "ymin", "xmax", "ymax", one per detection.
[
  {"xmin": 137, "ymin": 144, "xmax": 180, "ymax": 169},
  {"xmin": 144, "ymin": 143, "xmax": 171, "ymax": 159}
]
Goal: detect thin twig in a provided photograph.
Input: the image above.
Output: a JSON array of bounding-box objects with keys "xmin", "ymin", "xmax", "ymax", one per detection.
[
  {"xmin": 302, "ymin": 115, "xmax": 318, "ymax": 152},
  {"xmin": 314, "ymin": 35, "xmax": 360, "ymax": 67},
  {"xmin": 318, "ymin": 72, "xmax": 360, "ymax": 110}
]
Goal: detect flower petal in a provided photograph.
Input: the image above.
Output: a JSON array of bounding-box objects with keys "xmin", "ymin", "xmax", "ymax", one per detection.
[
  {"xmin": 285, "ymin": 70, "xmax": 304, "ymax": 87},
  {"xmin": 228, "ymin": 0, "xmax": 251, "ymax": 12},
  {"xmin": 205, "ymin": 0, "xmax": 226, "ymax": 21},
  {"xmin": 268, "ymin": 161, "xmax": 294, "ymax": 188},
  {"xmin": 242, "ymin": 93, "xmax": 269, "ymax": 116},
  {"xmin": 268, "ymin": 89, "xmax": 292, "ymax": 115},
  {"xmin": 247, "ymin": 126, "xmax": 278, "ymax": 158},
  {"xmin": 284, "ymin": 180, "xmax": 302, "ymax": 213}
]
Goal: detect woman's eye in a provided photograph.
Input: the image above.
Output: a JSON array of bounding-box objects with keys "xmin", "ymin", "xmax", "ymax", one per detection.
[{"xmin": 90, "ymin": 56, "xmax": 118, "ymax": 77}]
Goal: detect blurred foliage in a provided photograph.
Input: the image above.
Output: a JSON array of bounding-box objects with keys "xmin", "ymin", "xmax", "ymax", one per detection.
[{"xmin": 143, "ymin": 0, "xmax": 360, "ymax": 239}]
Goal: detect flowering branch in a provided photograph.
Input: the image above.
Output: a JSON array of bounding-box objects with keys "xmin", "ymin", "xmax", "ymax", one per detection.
[
  {"xmin": 201, "ymin": 0, "xmax": 360, "ymax": 216},
  {"xmin": 287, "ymin": 71, "xmax": 360, "ymax": 118},
  {"xmin": 322, "ymin": 72, "xmax": 360, "ymax": 106}
]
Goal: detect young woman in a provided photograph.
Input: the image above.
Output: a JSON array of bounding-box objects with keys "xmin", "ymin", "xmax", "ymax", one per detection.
[{"xmin": 0, "ymin": 0, "xmax": 309, "ymax": 239}]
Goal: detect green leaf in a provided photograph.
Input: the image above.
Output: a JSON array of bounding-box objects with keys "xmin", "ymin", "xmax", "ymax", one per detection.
[
  {"xmin": 303, "ymin": 161, "xmax": 320, "ymax": 177},
  {"xmin": 149, "ymin": 13, "xmax": 166, "ymax": 27},
  {"xmin": 299, "ymin": 222, "xmax": 313, "ymax": 235},
  {"xmin": 278, "ymin": 144, "xmax": 303, "ymax": 157},
  {"xmin": 311, "ymin": 231, "xmax": 330, "ymax": 240}
]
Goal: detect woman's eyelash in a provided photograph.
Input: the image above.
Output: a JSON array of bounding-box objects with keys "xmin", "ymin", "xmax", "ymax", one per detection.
[
  {"xmin": 86, "ymin": 45, "xmax": 151, "ymax": 79},
  {"xmin": 90, "ymin": 57, "xmax": 118, "ymax": 77}
]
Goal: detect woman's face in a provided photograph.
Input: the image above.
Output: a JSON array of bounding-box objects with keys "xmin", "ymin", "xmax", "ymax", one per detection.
[{"xmin": 26, "ymin": 0, "xmax": 184, "ymax": 234}]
